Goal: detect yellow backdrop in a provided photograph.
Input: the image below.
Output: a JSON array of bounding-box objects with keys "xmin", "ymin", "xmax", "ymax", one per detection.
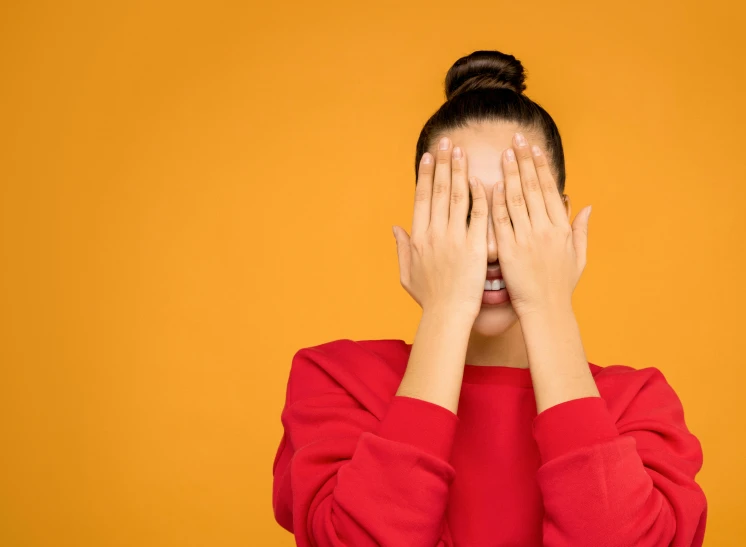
[{"xmin": 1, "ymin": 0, "xmax": 744, "ymax": 545}]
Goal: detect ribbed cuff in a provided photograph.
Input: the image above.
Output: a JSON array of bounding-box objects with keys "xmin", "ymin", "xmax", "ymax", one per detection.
[
  {"xmin": 532, "ymin": 396, "xmax": 619, "ymax": 463},
  {"xmin": 376, "ymin": 395, "xmax": 459, "ymax": 461}
]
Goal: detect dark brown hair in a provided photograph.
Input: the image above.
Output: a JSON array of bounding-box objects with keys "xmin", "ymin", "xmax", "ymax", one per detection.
[{"xmin": 415, "ymin": 50, "xmax": 567, "ymax": 198}]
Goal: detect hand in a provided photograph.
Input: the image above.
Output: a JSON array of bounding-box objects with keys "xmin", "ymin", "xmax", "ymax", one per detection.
[
  {"xmin": 492, "ymin": 133, "xmax": 592, "ymax": 318},
  {"xmin": 393, "ymin": 136, "xmax": 489, "ymax": 321}
]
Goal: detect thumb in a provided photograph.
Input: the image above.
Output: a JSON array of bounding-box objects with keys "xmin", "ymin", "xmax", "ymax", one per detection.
[
  {"xmin": 392, "ymin": 225, "xmax": 411, "ymax": 282},
  {"xmin": 571, "ymin": 206, "xmax": 591, "ymax": 268}
]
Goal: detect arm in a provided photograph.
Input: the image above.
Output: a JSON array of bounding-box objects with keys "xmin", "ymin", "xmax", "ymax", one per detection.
[
  {"xmin": 521, "ymin": 305, "xmax": 600, "ymax": 414},
  {"xmin": 395, "ymin": 307, "xmax": 473, "ymax": 413},
  {"xmin": 521, "ymin": 306, "xmax": 707, "ymax": 547},
  {"xmin": 272, "ymin": 311, "xmax": 472, "ymax": 547}
]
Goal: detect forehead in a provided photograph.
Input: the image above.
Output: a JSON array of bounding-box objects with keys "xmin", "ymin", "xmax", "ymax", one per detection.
[{"xmin": 428, "ymin": 121, "xmax": 545, "ymax": 184}]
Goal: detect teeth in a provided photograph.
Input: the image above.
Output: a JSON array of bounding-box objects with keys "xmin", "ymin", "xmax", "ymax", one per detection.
[{"xmin": 484, "ymin": 279, "xmax": 506, "ymax": 291}]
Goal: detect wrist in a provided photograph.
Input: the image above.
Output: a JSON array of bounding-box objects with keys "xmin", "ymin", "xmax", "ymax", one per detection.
[
  {"xmin": 518, "ymin": 304, "xmax": 580, "ymax": 350},
  {"xmin": 516, "ymin": 300, "xmax": 574, "ymax": 322},
  {"xmin": 400, "ymin": 306, "xmax": 474, "ymax": 414},
  {"xmin": 422, "ymin": 305, "xmax": 477, "ymax": 328}
]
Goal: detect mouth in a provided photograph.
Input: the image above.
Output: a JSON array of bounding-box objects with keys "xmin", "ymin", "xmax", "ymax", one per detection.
[
  {"xmin": 484, "ymin": 278, "xmax": 506, "ymax": 291},
  {"xmin": 482, "ymin": 269, "xmax": 510, "ymax": 305},
  {"xmin": 484, "ymin": 263, "xmax": 505, "ymax": 293},
  {"xmin": 485, "ymin": 264, "xmax": 502, "ymax": 281}
]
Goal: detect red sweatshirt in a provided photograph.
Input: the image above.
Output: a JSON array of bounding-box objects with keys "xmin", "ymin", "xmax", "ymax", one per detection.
[{"xmin": 272, "ymin": 338, "xmax": 707, "ymax": 546}]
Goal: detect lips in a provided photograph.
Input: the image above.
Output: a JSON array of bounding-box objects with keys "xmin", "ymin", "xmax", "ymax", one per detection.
[{"xmin": 486, "ymin": 266, "xmax": 502, "ymax": 280}]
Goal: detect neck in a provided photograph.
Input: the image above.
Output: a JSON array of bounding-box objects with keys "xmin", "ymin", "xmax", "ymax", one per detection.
[{"xmin": 464, "ymin": 317, "xmax": 529, "ymax": 369}]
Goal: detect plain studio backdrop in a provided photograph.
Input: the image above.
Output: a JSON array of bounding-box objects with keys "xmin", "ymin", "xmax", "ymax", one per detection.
[{"xmin": 1, "ymin": 0, "xmax": 744, "ymax": 545}]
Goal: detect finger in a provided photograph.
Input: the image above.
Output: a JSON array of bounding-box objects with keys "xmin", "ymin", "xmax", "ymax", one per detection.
[
  {"xmin": 531, "ymin": 144, "xmax": 567, "ymax": 225},
  {"xmin": 491, "ymin": 178, "xmax": 516, "ymax": 245},
  {"xmin": 430, "ymin": 136, "xmax": 453, "ymax": 234},
  {"xmin": 513, "ymin": 133, "xmax": 550, "ymax": 229},
  {"xmin": 412, "ymin": 152, "xmax": 434, "ymax": 239},
  {"xmin": 448, "ymin": 145, "xmax": 469, "ymax": 236},
  {"xmin": 466, "ymin": 176, "xmax": 489, "ymax": 246},
  {"xmin": 502, "ymin": 147, "xmax": 531, "ymax": 239},
  {"xmin": 392, "ymin": 225, "xmax": 411, "ymax": 286},
  {"xmin": 571, "ymin": 206, "xmax": 591, "ymax": 271}
]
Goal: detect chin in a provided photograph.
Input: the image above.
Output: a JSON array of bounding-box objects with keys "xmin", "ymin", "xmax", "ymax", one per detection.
[{"xmin": 471, "ymin": 304, "xmax": 520, "ymax": 337}]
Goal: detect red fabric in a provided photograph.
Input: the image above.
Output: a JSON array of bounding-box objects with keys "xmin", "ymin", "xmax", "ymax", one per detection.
[{"xmin": 272, "ymin": 338, "xmax": 707, "ymax": 546}]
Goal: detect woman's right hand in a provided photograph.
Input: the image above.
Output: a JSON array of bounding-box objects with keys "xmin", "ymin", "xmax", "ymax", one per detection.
[{"xmin": 393, "ymin": 136, "xmax": 489, "ymax": 321}]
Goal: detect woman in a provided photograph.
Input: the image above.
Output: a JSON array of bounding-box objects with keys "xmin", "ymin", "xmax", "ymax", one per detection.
[{"xmin": 271, "ymin": 50, "xmax": 707, "ymax": 546}]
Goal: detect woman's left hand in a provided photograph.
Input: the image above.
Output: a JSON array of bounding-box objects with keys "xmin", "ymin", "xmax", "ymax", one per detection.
[{"xmin": 490, "ymin": 132, "xmax": 592, "ymax": 318}]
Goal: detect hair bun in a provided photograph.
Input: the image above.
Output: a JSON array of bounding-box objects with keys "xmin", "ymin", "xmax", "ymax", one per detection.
[{"xmin": 445, "ymin": 50, "xmax": 527, "ymax": 101}]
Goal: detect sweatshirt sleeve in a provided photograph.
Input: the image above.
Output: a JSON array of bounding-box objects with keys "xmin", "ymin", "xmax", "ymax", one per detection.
[
  {"xmin": 531, "ymin": 367, "xmax": 707, "ymax": 547},
  {"xmin": 272, "ymin": 348, "xmax": 459, "ymax": 546}
]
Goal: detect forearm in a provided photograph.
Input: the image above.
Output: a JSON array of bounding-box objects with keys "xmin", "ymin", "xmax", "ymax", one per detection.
[
  {"xmin": 396, "ymin": 308, "xmax": 473, "ymax": 414},
  {"xmin": 520, "ymin": 305, "xmax": 600, "ymax": 414}
]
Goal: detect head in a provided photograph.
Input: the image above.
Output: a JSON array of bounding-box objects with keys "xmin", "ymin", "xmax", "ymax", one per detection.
[{"xmin": 415, "ymin": 50, "xmax": 572, "ymax": 338}]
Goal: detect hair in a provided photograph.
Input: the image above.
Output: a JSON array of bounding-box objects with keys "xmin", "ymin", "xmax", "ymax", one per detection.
[{"xmin": 415, "ymin": 50, "xmax": 567, "ymax": 198}]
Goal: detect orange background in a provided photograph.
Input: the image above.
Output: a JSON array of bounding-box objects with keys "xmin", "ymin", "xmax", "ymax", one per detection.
[{"xmin": 1, "ymin": 1, "xmax": 744, "ymax": 545}]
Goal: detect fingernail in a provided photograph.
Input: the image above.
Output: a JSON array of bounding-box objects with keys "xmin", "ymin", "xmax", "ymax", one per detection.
[
  {"xmin": 587, "ymin": 206, "xmax": 592, "ymax": 219},
  {"xmin": 506, "ymin": 148, "xmax": 515, "ymax": 161},
  {"xmin": 453, "ymin": 146, "xmax": 462, "ymax": 159},
  {"xmin": 515, "ymin": 133, "xmax": 527, "ymax": 147},
  {"xmin": 392, "ymin": 226, "xmax": 397, "ymax": 238},
  {"xmin": 439, "ymin": 137, "xmax": 449, "ymax": 150},
  {"xmin": 531, "ymin": 145, "xmax": 541, "ymax": 156}
]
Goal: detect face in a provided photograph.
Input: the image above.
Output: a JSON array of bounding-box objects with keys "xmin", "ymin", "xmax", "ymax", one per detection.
[{"xmin": 425, "ymin": 121, "xmax": 572, "ymax": 337}]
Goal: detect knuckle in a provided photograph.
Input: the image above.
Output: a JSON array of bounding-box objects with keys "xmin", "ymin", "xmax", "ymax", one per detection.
[
  {"xmin": 505, "ymin": 164, "xmax": 520, "ymax": 177},
  {"xmin": 435, "ymin": 150, "xmax": 452, "ymax": 164},
  {"xmin": 536, "ymin": 225, "xmax": 552, "ymax": 239},
  {"xmin": 470, "ymin": 193, "xmax": 486, "ymax": 208},
  {"xmin": 494, "ymin": 210, "xmax": 511, "ymax": 225},
  {"xmin": 416, "ymin": 174, "xmax": 433, "ymax": 187},
  {"xmin": 432, "ymin": 180, "xmax": 449, "ymax": 196},
  {"xmin": 523, "ymin": 175, "xmax": 541, "ymax": 191},
  {"xmin": 450, "ymin": 188, "xmax": 467, "ymax": 205},
  {"xmin": 414, "ymin": 186, "xmax": 430, "ymax": 201},
  {"xmin": 509, "ymin": 193, "xmax": 525, "ymax": 207},
  {"xmin": 469, "ymin": 205, "xmax": 487, "ymax": 219},
  {"xmin": 418, "ymin": 161, "xmax": 434, "ymax": 176},
  {"xmin": 533, "ymin": 154, "xmax": 548, "ymax": 167},
  {"xmin": 516, "ymin": 147, "xmax": 533, "ymax": 160},
  {"xmin": 542, "ymin": 181, "xmax": 559, "ymax": 195}
]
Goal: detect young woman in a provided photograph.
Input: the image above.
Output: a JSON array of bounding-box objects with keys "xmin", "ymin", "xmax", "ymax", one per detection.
[{"xmin": 271, "ymin": 50, "xmax": 707, "ymax": 546}]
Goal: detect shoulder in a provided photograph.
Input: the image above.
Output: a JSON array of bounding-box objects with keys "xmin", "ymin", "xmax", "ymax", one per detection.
[
  {"xmin": 283, "ymin": 338, "xmax": 410, "ymax": 415},
  {"xmin": 590, "ymin": 361, "xmax": 704, "ymax": 480},
  {"xmin": 590, "ymin": 361, "xmax": 669, "ymax": 396},
  {"xmin": 590, "ymin": 362, "xmax": 680, "ymax": 406},
  {"xmin": 590, "ymin": 362, "xmax": 698, "ymax": 440}
]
